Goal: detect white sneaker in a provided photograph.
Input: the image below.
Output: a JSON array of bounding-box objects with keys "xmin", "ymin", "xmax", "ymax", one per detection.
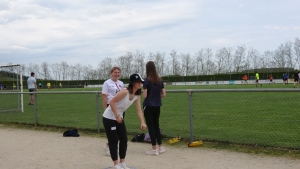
[
  {"xmin": 158, "ymin": 146, "xmax": 165, "ymax": 154},
  {"xmin": 146, "ymin": 149, "xmax": 159, "ymax": 156},
  {"xmin": 119, "ymin": 162, "xmax": 130, "ymax": 169},
  {"xmin": 114, "ymin": 164, "xmax": 122, "ymax": 169},
  {"xmin": 104, "ymin": 145, "xmax": 110, "ymax": 156}
]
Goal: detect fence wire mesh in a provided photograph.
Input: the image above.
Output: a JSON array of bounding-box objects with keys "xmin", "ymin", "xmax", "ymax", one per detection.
[{"xmin": 0, "ymin": 89, "xmax": 299, "ymax": 149}]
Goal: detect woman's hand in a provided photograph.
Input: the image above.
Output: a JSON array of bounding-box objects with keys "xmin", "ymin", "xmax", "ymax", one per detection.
[
  {"xmin": 116, "ymin": 116, "xmax": 123, "ymax": 123},
  {"xmin": 140, "ymin": 123, "xmax": 147, "ymax": 131}
]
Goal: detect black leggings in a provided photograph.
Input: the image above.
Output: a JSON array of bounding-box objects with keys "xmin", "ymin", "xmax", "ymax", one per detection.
[
  {"xmin": 103, "ymin": 117, "xmax": 128, "ymax": 161},
  {"xmin": 143, "ymin": 106, "xmax": 161, "ymax": 146}
]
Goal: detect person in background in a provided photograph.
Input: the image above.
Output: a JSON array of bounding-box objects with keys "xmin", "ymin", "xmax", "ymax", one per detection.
[
  {"xmin": 102, "ymin": 73, "xmax": 147, "ymax": 169},
  {"xmin": 47, "ymin": 82, "xmax": 51, "ymax": 90},
  {"xmin": 102, "ymin": 67, "xmax": 124, "ymax": 156},
  {"xmin": 292, "ymin": 70, "xmax": 299, "ymax": 88},
  {"xmin": 283, "ymin": 72, "xmax": 288, "ymax": 85},
  {"xmin": 255, "ymin": 71, "xmax": 262, "ymax": 87},
  {"xmin": 269, "ymin": 75, "xmax": 273, "ymax": 85},
  {"xmin": 27, "ymin": 72, "xmax": 38, "ymax": 105},
  {"xmin": 38, "ymin": 82, "xmax": 42, "ymax": 90},
  {"xmin": 143, "ymin": 61, "xmax": 166, "ymax": 156},
  {"xmin": 243, "ymin": 74, "xmax": 248, "ymax": 85},
  {"xmin": 0, "ymin": 83, "xmax": 3, "ymax": 90},
  {"xmin": 59, "ymin": 82, "xmax": 62, "ymax": 89}
]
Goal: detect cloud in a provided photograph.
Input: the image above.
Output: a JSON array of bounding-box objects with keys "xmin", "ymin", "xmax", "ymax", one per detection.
[{"xmin": 0, "ymin": 0, "xmax": 299, "ymax": 68}]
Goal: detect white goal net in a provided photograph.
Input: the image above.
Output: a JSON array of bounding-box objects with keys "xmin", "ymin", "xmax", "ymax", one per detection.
[{"xmin": 0, "ymin": 64, "xmax": 24, "ymax": 112}]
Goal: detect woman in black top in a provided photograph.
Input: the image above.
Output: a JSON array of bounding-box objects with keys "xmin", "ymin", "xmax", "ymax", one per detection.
[{"xmin": 143, "ymin": 61, "xmax": 166, "ymax": 156}]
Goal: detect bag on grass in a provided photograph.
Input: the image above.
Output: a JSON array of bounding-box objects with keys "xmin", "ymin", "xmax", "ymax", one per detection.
[
  {"xmin": 63, "ymin": 128, "xmax": 80, "ymax": 137},
  {"xmin": 144, "ymin": 128, "xmax": 162, "ymax": 143}
]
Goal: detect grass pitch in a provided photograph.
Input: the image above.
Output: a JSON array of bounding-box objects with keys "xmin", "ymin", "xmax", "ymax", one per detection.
[{"xmin": 1, "ymin": 83, "xmax": 300, "ymax": 149}]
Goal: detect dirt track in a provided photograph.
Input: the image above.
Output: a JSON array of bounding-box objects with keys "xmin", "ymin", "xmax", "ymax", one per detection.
[{"xmin": 1, "ymin": 127, "xmax": 299, "ymax": 169}]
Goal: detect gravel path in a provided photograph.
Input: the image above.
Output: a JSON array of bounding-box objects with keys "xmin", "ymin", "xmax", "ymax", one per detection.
[{"xmin": 1, "ymin": 127, "xmax": 299, "ymax": 169}]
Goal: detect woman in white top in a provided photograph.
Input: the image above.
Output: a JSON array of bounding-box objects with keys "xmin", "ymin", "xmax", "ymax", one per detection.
[
  {"xmin": 102, "ymin": 67, "xmax": 124, "ymax": 156},
  {"xmin": 103, "ymin": 73, "xmax": 147, "ymax": 169}
]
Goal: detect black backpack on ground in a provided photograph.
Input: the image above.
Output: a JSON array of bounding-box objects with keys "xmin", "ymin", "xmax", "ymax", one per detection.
[
  {"xmin": 63, "ymin": 128, "xmax": 80, "ymax": 137},
  {"xmin": 131, "ymin": 133, "xmax": 145, "ymax": 142}
]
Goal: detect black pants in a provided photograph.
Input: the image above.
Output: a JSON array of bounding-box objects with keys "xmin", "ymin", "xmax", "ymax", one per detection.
[
  {"xmin": 143, "ymin": 106, "xmax": 161, "ymax": 146},
  {"xmin": 103, "ymin": 117, "xmax": 128, "ymax": 161}
]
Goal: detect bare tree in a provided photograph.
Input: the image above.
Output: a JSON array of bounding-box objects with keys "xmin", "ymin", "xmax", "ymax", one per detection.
[
  {"xmin": 117, "ymin": 52, "xmax": 133, "ymax": 78},
  {"xmin": 60, "ymin": 61, "xmax": 69, "ymax": 80},
  {"xmin": 74, "ymin": 63, "xmax": 82, "ymax": 80},
  {"xmin": 90, "ymin": 68, "xmax": 98, "ymax": 80},
  {"xmin": 247, "ymin": 48, "xmax": 260, "ymax": 69},
  {"xmin": 146, "ymin": 52, "xmax": 155, "ymax": 62},
  {"xmin": 68, "ymin": 65, "xmax": 76, "ymax": 80},
  {"xmin": 97, "ymin": 57, "xmax": 113, "ymax": 80},
  {"xmin": 203, "ymin": 48, "xmax": 214, "ymax": 75},
  {"xmin": 153, "ymin": 51, "xmax": 166, "ymax": 77},
  {"xmin": 163, "ymin": 60, "xmax": 172, "ymax": 77},
  {"xmin": 27, "ymin": 63, "xmax": 40, "ymax": 78},
  {"xmin": 215, "ymin": 48, "xmax": 229, "ymax": 74},
  {"xmin": 294, "ymin": 37, "xmax": 300, "ymax": 68},
  {"xmin": 232, "ymin": 46, "xmax": 246, "ymax": 72},
  {"xmin": 132, "ymin": 50, "xmax": 145, "ymax": 77},
  {"xmin": 181, "ymin": 53, "xmax": 193, "ymax": 76},
  {"xmin": 223, "ymin": 47, "xmax": 233, "ymax": 73},
  {"xmin": 40, "ymin": 62, "xmax": 51, "ymax": 80},
  {"xmin": 273, "ymin": 44, "xmax": 286, "ymax": 68},
  {"xmin": 51, "ymin": 63, "xmax": 61, "ymax": 80},
  {"xmin": 82, "ymin": 65, "xmax": 97, "ymax": 80},
  {"xmin": 170, "ymin": 49, "xmax": 180, "ymax": 75},
  {"xmin": 194, "ymin": 49, "xmax": 204, "ymax": 75},
  {"xmin": 284, "ymin": 41, "xmax": 295, "ymax": 68},
  {"xmin": 262, "ymin": 50, "xmax": 274, "ymax": 68}
]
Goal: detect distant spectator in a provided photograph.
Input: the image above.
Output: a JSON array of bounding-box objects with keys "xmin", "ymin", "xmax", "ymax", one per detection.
[
  {"xmin": 255, "ymin": 71, "xmax": 262, "ymax": 87},
  {"xmin": 243, "ymin": 74, "xmax": 248, "ymax": 85},
  {"xmin": 38, "ymin": 83, "xmax": 42, "ymax": 89},
  {"xmin": 292, "ymin": 70, "xmax": 299, "ymax": 88},
  {"xmin": 13, "ymin": 83, "xmax": 16, "ymax": 90},
  {"xmin": 47, "ymin": 83, "xmax": 51, "ymax": 90},
  {"xmin": 283, "ymin": 72, "xmax": 288, "ymax": 85},
  {"xmin": 3, "ymin": 84, "xmax": 6, "ymax": 90},
  {"xmin": 269, "ymin": 75, "xmax": 273, "ymax": 85},
  {"xmin": 0, "ymin": 83, "xmax": 2, "ymax": 90},
  {"xmin": 27, "ymin": 72, "xmax": 38, "ymax": 105}
]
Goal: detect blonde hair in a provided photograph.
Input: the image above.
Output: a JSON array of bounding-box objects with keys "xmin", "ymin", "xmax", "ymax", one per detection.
[{"xmin": 110, "ymin": 67, "xmax": 121, "ymax": 73}]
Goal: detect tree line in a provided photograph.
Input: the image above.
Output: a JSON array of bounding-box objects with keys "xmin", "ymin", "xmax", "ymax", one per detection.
[{"xmin": 2, "ymin": 37, "xmax": 300, "ymax": 81}]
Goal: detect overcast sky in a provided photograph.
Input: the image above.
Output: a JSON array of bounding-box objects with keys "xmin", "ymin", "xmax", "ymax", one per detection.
[{"xmin": 0, "ymin": 0, "xmax": 299, "ymax": 68}]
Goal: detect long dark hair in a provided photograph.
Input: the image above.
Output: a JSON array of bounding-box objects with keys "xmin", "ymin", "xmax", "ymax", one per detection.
[
  {"xmin": 146, "ymin": 61, "xmax": 161, "ymax": 84},
  {"xmin": 127, "ymin": 84, "xmax": 142, "ymax": 95}
]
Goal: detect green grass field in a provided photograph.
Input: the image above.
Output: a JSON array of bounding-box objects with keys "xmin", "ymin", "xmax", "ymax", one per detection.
[{"xmin": 1, "ymin": 83, "xmax": 300, "ymax": 149}]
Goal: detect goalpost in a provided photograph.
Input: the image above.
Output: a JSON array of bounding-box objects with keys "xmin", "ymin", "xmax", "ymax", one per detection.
[{"xmin": 0, "ymin": 64, "xmax": 24, "ymax": 112}]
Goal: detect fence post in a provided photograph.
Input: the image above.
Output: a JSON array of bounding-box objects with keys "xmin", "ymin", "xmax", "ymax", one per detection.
[
  {"xmin": 96, "ymin": 92, "xmax": 100, "ymax": 134},
  {"xmin": 34, "ymin": 93, "xmax": 37, "ymax": 127},
  {"xmin": 188, "ymin": 91, "xmax": 194, "ymax": 142}
]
